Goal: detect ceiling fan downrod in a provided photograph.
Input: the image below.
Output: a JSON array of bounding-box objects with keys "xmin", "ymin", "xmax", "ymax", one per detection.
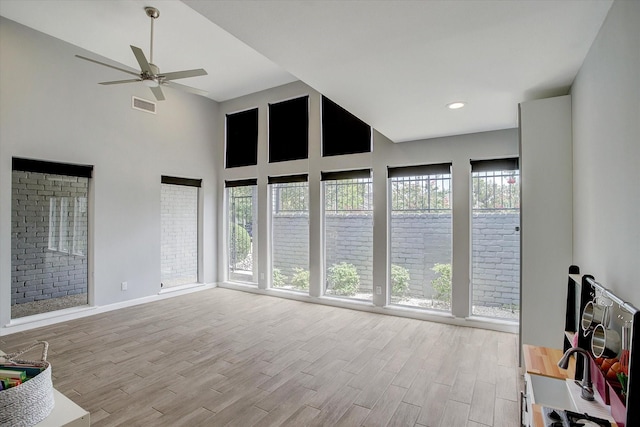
[{"xmin": 145, "ymin": 7, "xmax": 159, "ymax": 65}]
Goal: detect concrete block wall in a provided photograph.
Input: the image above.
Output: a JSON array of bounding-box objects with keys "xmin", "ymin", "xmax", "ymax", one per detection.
[
  {"xmin": 325, "ymin": 214, "xmax": 374, "ymax": 291},
  {"xmin": 390, "ymin": 213, "xmax": 452, "ymax": 298},
  {"xmin": 272, "ymin": 211, "xmax": 520, "ymax": 306},
  {"xmin": 471, "ymin": 212, "xmax": 520, "ymax": 307},
  {"xmin": 271, "ymin": 213, "xmax": 309, "ymax": 278},
  {"xmin": 11, "ymin": 171, "xmax": 88, "ymax": 305},
  {"xmin": 160, "ymin": 184, "xmax": 198, "ymax": 287}
]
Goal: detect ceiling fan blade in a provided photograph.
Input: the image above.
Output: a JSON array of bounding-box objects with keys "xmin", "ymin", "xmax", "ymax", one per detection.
[
  {"xmin": 130, "ymin": 45, "xmax": 154, "ymax": 75},
  {"xmin": 160, "ymin": 69, "xmax": 208, "ymax": 81},
  {"xmin": 99, "ymin": 79, "xmax": 142, "ymax": 85},
  {"xmin": 75, "ymin": 55, "xmax": 140, "ymax": 77},
  {"xmin": 150, "ymin": 85, "xmax": 165, "ymax": 101},
  {"xmin": 163, "ymin": 81, "xmax": 208, "ymax": 97}
]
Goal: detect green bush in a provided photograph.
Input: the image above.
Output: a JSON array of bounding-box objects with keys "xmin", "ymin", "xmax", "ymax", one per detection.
[
  {"xmin": 327, "ymin": 262, "xmax": 360, "ymax": 296},
  {"xmin": 391, "ymin": 264, "xmax": 411, "ymax": 297},
  {"xmin": 229, "ymin": 223, "xmax": 251, "ymax": 261},
  {"xmin": 431, "ymin": 263, "xmax": 452, "ymax": 303},
  {"xmin": 272, "ymin": 268, "xmax": 287, "ymax": 287},
  {"xmin": 291, "ymin": 268, "xmax": 310, "ymax": 291}
]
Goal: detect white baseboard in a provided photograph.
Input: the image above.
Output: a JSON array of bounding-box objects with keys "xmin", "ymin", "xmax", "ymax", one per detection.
[
  {"xmin": 1, "ymin": 283, "xmax": 217, "ymax": 336},
  {"xmin": 217, "ymin": 282, "xmax": 519, "ymax": 334}
]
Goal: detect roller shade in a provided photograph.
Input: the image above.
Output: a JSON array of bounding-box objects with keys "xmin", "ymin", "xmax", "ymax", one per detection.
[
  {"xmin": 470, "ymin": 158, "xmax": 519, "ymax": 172},
  {"xmin": 321, "ymin": 169, "xmax": 371, "ymax": 181},
  {"xmin": 12, "ymin": 157, "xmax": 93, "ymax": 178},
  {"xmin": 388, "ymin": 163, "xmax": 451, "ymax": 178},
  {"xmin": 268, "ymin": 174, "xmax": 308, "ymax": 184},
  {"xmin": 161, "ymin": 176, "xmax": 202, "ymax": 187},
  {"xmin": 225, "ymin": 179, "xmax": 257, "ymax": 188}
]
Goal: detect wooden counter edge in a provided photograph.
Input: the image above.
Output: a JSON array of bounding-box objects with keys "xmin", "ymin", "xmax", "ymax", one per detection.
[{"xmin": 523, "ymin": 344, "xmax": 575, "ymax": 379}]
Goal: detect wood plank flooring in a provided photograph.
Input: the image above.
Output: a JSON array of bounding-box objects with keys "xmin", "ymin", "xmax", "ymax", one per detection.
[{"xmin": 1, "ymin": 288, "xmax": 521, "ymax": 426}]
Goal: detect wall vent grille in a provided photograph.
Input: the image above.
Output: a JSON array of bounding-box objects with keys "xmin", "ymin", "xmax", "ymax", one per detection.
[{"xmin": 132, "ymin": 96, "xmax": 156, "ymax": 114}]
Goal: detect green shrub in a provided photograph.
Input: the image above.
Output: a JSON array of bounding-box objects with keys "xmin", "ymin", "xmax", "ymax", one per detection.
[
  {"xmin": 327, "ymin": 262, "xmax": 360, "ymax": 296},
  {"xmin": 229, "ymin": 223, "xmax": 251, "ymax": 261},
  {"xmin": 431, "ymin": 263, "xmax": 452, "ymax": 303},
  {"xmin": 291, "ymin": 268, "xmax": 310, "ymax": 291},
  {"xmin": 391, "ymin": 264, "xmax": 411, "ymax": 297},
  {"xmin": 272, "ymin": 268, "xmax": 287, "ymax": 287}
]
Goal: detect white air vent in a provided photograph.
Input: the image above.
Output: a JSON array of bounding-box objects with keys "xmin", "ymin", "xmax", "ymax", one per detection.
[{"xmin": 132, "ymin": 96, "xmax": 156, "ymax": 114}]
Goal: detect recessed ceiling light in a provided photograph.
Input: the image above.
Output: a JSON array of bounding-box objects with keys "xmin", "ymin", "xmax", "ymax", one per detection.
[{"xmin": 447, "ymin": 102, "xmax": 466, "ymax": 110}]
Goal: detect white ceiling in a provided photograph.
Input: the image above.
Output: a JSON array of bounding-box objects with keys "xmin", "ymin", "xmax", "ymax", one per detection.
[{"xmin": 0, "ymin": 0, "xmax": 613, "ymax": 142}]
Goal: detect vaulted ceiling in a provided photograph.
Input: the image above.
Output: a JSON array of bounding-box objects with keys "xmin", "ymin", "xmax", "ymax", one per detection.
[{"xmin": 0, "ymin": 0, "xmax": 613, "ymax": 142}]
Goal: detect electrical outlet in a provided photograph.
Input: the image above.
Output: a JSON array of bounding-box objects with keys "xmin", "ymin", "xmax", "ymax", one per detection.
[
  {"xmin": 121, "ymin": 281, "xmax": 128, "ymax": 291},
  {"xmin": 375, "ymin": 286, "xmax": 382, "ymax": 295}
]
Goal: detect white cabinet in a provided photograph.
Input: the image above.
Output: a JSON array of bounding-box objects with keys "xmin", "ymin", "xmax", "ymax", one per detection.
[{"xmin": 519, "ymin": 95, "xmax": 573, "ymax": 351}]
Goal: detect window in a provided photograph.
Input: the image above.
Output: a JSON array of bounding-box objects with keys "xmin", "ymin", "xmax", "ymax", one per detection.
[
  {"xmin": 471, "ymin": 158, "xmax": 520, "ymax": 321},
  {"xmin": 48, "ymin": 195, "xmax": 87, "ymax": 256},
  {"xmin": 11, "ymin": 158, "xmax": 92, "ymax": 319},
  {"xmin": 322, "ymin": 96, "xmax": 372, "ymax": 157},
  {"xmin": 269, "ymin": 175, "xmax": 309, "ymax": 292},
  {"xmin": 226, "ymin": 108, "xmax": 259, "ymax": 168},
  {"xmin": 388, "ymin": 164, "xmax": 452, "ymax": 311},
  {"xmin": 226, "ymin": 180, "xmax": 258, "ymax": 284},
  {"xmin": 161, "ymin": 176, "xmax": 201, "ymax": 289},
  {"xmin": 322, "ymin": 170, "xmax": 373, "ymax": 300},
  {"xmin": 269, "ymin": 96, "xmax": 309, "ymax": 162}
]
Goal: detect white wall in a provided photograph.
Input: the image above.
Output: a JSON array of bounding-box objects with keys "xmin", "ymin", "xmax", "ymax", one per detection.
[
  {"xmin": 0, "ymin": 17, "xmax": 219, "ymax": 331},
  {"xmin": 571, "ymin": 0, "xmax": 640, "ymax": 305},
  {"xmin": 217, "ymin": 81, "xmax": 519, "ymax": 329}
]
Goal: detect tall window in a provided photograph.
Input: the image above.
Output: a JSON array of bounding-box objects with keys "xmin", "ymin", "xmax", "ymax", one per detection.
[
  {"xmin": 471, "ymin": 159, "xmax": 520, "ymax": 321},
  {"xmin": 226, "ymin": 180, "xmax": 258, "ymax": 284},
  {"xmin": 389, "ymin": 164, "xmax": 452, "ymax": 311},
  {"xmin": 269, "ymin": 175, "xmax": 309, "ymax": 292},
  {"xmin": 322, "ymin": 170, "xmax": 373, "ymax": 301},
  {"xmin": 161, "ymin": 176, "xmax": 200, "ymax": 289},
  {"xmin": 11, "ymin": 158, "xmax": 92, "ymax": 319}
]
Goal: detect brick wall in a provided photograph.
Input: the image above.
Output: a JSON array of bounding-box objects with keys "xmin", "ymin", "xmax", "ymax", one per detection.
[
  {"xmin": 272, "ymin": 211, "xmax": 520, "ymax": 306},
  {"xmin": 11, "ymin": 171, "xmax": 88, "ymax": 305},
  {"xmin": 471, "ymin": 212, "xmax": 520, "ymax": 307},
  {"xmin": 161, "ymin": 184, "xmax": 198, "ymax": 287},
  {"xmin": 390, "ymin": 213, "xmax": 452, "ymax": 298}
]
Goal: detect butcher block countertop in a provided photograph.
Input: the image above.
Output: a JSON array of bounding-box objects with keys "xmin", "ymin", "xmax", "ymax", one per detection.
[{"xmin": 523, "ymin": 344, "xmax": 575, "ymax": 379}]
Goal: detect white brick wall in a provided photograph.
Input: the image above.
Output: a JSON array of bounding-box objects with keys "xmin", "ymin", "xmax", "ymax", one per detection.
[{"xmin": 160, "ymin": 184, "xmax": 198, "ymax": 287}]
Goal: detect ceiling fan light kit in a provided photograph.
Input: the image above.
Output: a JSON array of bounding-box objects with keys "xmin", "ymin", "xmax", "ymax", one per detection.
[{"xmin": 75, "ymin": 6, "xmax": 207, "ymax": 101}]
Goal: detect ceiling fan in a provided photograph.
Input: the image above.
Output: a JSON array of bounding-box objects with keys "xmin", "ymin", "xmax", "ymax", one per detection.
[{"xmin": 75, "ymin": 6, "xmax": 207, "ymax": 101}]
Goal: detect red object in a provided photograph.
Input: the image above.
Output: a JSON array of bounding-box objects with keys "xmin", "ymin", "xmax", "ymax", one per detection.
[
  {"xmin": 608, "ymin": 382, "xmax": 626, "ymax": 427},
  {"xmin": 591, "ymin": 357, "xmax": 610, "ymax": 404},
  {"xmin": 620, "ymin": 349, "xmax": 630, "ymax": 375}
]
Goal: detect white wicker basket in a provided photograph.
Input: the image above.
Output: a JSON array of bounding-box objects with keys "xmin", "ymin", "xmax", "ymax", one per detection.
[{"xmin": 0, "ymin": 341, "xmax": 54, "ymax": 427}]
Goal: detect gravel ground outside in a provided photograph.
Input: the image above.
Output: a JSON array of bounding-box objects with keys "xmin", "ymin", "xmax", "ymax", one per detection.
[{"xmin": 11, "ymin": 294, "xmax": 88, "ymax": 319}]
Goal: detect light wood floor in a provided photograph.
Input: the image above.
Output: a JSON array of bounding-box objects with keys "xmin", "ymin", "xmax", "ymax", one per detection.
[{"xmin": 1, "ymin": 288, "xmax": 521, "ymax": 427}]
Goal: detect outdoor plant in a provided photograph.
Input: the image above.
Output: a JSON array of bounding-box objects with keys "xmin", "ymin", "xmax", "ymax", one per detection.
[
  {"xmin": 431, "ymin": 263, "xmax": 452, "ymax": 304},
  {"xmin": 291, "ymin": 267, "xmax": 310, "ymax": 291},
  {"xmin": 272, "ymin": 268, "xmax": 287, "ymax": 288},
  {"xmin": 391, "ymin": 264, "xmax": 411, "ymax": 297},
  {"xmin": 327, "ymin": 262, "xmax": 360, "ymax": 296},
  {"xmin": 229, "ymin": 223, "xmax": 251, "ymax": 262}
]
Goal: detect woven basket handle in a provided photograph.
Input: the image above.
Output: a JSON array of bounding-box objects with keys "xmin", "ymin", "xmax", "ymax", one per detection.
[{"xmin": 3, "ymin": 341, "xmax": 49, "ymax": 362}]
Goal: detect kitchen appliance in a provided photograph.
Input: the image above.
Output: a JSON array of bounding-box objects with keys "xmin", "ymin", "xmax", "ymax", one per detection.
[{"xmin": 541, "ymin": 407, "xmax": 612, "ymax": 427}]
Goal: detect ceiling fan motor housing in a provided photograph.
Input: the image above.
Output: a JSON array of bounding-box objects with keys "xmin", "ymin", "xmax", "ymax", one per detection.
[{"xmin": 145, "ymin": 7, "xmax": 159, "ymax": 19}]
